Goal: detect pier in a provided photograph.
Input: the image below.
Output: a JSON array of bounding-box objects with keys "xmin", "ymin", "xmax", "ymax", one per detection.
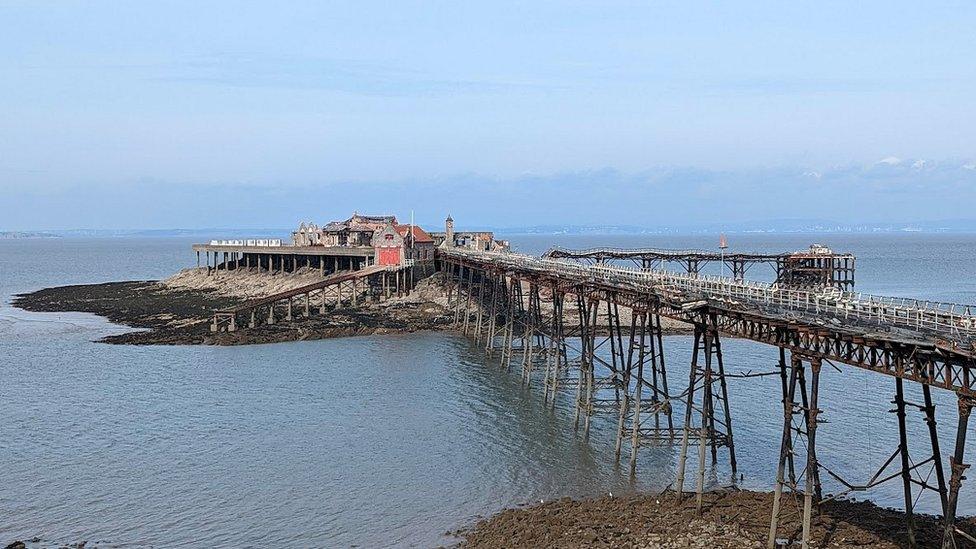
[
  {"xmin": 544, "ymin": 244, "xmax": 856, "ymax": 289},
  {"xmin": 209, "ymin": 263, "xmax": 415, "ymax": 332},
  {"xmin": 192, "ymin": 219, "xmax": 974, "ymax": 547},
  {"xmin": 191, "ymin": 243, "xmax": 375, "ymax": 277},
  {"xmin": 439, "ymin": 246, "xmax": 976, "ymax": 548}
]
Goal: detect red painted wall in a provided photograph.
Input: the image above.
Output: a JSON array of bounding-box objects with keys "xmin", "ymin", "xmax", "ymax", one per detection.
[{"xmin": 377, "ymin": 247, "xmax": 401, "ymax": 266}]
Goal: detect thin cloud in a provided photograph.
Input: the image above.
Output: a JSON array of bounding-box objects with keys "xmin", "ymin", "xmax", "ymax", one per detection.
[{"xmin": 150, "ymin": 52, "xmax": 547, "ymax": 97}]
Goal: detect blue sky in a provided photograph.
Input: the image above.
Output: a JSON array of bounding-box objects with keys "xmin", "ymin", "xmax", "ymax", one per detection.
[{"xmin": 2, "ymin": 1, "xmax": 975, "ymax": 230}]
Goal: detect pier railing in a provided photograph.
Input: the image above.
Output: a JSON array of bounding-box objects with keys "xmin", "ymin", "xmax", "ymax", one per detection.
[
  {"xmin": 543, "ymin": 245, "xmax": 855, "ymax": 261},
  {"xmin": 543, "ymin": 245, "xmax": 784, "ymax": 259},
  {"xmin": 438, "ymin": 246, "xmax": 976, "ymax": 546},
  {"xmin": 443, "ymin": 248, "xmax": 976, "ymax": 347}
]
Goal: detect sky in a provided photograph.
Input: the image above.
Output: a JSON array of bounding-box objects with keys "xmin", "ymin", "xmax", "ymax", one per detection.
[{"xmin": 1, "ymin": 1, "xmax": 975, "ymax": 230}]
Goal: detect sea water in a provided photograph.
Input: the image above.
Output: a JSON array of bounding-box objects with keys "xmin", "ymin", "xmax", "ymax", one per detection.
[{"xmin": 1, "ymin": 234, "xmax": 975, "ymax": 547}]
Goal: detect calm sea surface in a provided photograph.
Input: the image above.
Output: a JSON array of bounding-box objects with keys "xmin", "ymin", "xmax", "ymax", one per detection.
[{"xmin": 1, "ymin": 234, "xmax": 975, "ymax": 547}]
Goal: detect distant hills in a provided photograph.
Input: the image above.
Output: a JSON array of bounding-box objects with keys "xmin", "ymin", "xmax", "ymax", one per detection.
[
  {"xmin": 0, "ymin": 231, "xmax": 61, "ymax": 239},
  {"xmin": 4, "ymin": 219, "xmax": 976, "ymax": 238},
  {"xmin": 0, "ymin": 228, "xmax": 291, "ymax": 239},
  {"xmin": 488, "ymin": 219, "xmax": 976, "ymax": 235}
]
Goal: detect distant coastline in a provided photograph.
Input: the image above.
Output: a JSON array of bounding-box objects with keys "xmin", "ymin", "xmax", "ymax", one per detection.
[
  {"xmin": 0, "ymin": 231, "xmax": 61, "ymax": 239},
  {"xmin": 4, "ymin": 221, "xmax": 976, "ymax": 239}
]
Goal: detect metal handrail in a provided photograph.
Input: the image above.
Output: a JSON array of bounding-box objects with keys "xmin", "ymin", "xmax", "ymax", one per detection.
[
  {"xmin": 543, "ymin": 245, "xmax": 855, "ymax": 260},
  {"xmin": 442, "ymin": 248, "xmax": 976, "ymax": 343}
]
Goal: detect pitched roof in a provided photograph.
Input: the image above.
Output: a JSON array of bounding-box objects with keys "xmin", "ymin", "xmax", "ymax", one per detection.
[
  {"xmin": 395, "ymin": 224, "xmax": 434, "ymax": 243},
  {"xmin": 322, "ymin": 221, "xmax": 348, "ymax": 232}
]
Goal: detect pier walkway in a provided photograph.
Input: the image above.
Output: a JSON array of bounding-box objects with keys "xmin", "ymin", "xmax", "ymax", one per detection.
[
  {"xmin": 544, "ymin": 245, "xmax": 856, "ymax": 289},
  {"xmin": 210, "ymin": 264, "xmax": 410, "ymax": 332}
]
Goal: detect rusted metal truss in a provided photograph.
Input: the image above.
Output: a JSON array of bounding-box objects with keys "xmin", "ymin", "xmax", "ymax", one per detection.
[
  {"xmin": 544, "ymin": 245, "xmax": 856, "ymax": 290},
  {"xmin": 438, "ymin": 247, "xmax": 976, "ymax": 549}
]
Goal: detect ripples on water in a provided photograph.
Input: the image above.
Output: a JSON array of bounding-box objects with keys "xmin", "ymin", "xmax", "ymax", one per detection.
[{"xmin": 1, "ymin": 234, "xmax": 975, "ymax": 547}]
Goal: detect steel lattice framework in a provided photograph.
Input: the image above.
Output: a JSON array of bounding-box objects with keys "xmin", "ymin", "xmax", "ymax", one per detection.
[
  {"xmin": 544, "ymin": 245, "xmax": 857, "ymax": 290},
  {"xmin": 438, "ymin": 246, "xmax": 976, "ymax": 549}
]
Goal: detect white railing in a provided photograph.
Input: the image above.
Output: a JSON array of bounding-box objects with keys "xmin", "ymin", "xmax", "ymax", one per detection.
[
  {"xmin": 442, "ymin": 248, "xmax": 976, "ymax": 345},
  {"xmin": 544, "ymin": 245, "xmax": 733, "ymax": 258},
  {"xmin": 209, "ymin": 239, "xmax": 283, "ymax": 247},
  {"xmin": 543, "ymin": 245, "xmax": 854, "ymax": 260}
]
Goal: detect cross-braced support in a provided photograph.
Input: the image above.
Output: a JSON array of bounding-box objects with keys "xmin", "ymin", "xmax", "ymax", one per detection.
[
  {"xmin": 767, "ymin": 351, "xmax": 822, "ymax": 548},
  {"xmin": 439, "ymin": 250, "xmax": 976, "ymax": 547},
  {"xmin": 572, "ymin": 293, "xmax": 630, "ymax": 439},
  {"xmin": 675, "ymin": 309, "xmax": 737, "ymax": 513},
  {"xmin": 521, "ymin": 282, "xmax": 545, "ymax": 384},
  {"xmin": 613, "ymin": 303, "xmax": 674, "ymax": 472},
  {"xmin": 500, "ymin": 277, "xmax": 526, "ymax": 371},
  {"xmin": 542, "ymin": 289, "xmax": 568, "ymax": 403},
  {"xmin": 543, "ymin": 287, "xmax": 587, "ymax": 408},
  {"xmin": 767, "ymin": 350, "xmax": 963, "ymax": 549}
]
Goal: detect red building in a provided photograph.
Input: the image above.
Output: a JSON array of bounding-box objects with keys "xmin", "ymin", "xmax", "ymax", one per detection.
[
  {"xmin": 373, "ymin": 222, "xmax": 405, "ymax": 266},
  {"xmin": 396, "ymin": 224, "xmax": 435, "ymax": 262}
]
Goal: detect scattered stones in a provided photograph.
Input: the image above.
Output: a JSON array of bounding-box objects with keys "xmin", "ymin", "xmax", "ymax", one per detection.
[
  {"xmin": 12, "ymin": 272, "xmax": 454, "ymax": 346},
  {"xmin": 458, "ymin": 490, "xmax": 976, "ymax": 548}
]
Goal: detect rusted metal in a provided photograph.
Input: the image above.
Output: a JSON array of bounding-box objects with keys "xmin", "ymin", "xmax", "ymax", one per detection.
[
  {"xmin": 544, "ymin": 245, "xmax": 856, "ymax": 290},
  {"xmin": 439, "ymin": 246, "xmax": 976, "ymax": 548}
]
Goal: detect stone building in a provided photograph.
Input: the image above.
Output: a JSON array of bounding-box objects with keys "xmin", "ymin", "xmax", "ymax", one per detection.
[
  {"xmin": 284, "ymin": 212, "xmax": 501, "ymax": 267},
  {"xmin": 291, "ymin": 222, "xmax": 322, "ymax": 246},
  {"xmin": 321, "ymin": 214, "xmax": 398, "ymax": 247},
  {"xmin": 430, "ymin": 215, "xmax": 509, "ymax": 251},
  {"xmin": 373, "ymin": 221, "xmax": 405, "ymax": 266},
  {"xmin": 397, "ymin": 224, "xmax": 435, "ymax": 262}
]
